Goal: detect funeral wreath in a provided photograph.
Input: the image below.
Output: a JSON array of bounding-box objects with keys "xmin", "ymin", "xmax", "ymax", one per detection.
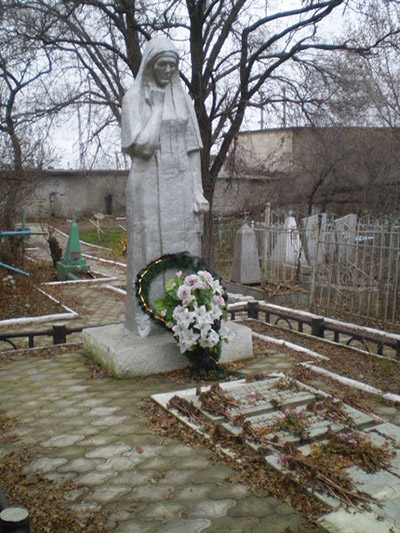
[{"xmin": 136, "ymin": 253, "xmax": 229, "ymax": 372}]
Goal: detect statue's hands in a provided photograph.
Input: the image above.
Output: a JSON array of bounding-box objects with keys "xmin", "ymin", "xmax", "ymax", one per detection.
[
  {"xmin": 146, "ymin": 87, "xmax": 165, "ymax": 108},
  {"xmin": 193, "ymin": 194, "xmax": 209, "ymax": 214}
]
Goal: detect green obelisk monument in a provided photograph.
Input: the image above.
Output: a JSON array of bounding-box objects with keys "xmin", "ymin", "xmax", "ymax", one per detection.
[{"xmin": 57, "ymin": 216, "xmax": 89, "ymax": 281}]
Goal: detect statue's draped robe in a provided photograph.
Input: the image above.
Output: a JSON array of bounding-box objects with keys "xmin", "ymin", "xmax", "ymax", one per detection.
[{"xmin": 122, "ymin": 38, "xmax": 203, "ymax": 337}]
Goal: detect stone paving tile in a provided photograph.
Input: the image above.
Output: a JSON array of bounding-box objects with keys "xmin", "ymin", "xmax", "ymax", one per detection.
[
  {"xmin": 174, "ymin": 484, "xmax": 216, "ymax": 502},
  {"xmin": 157, "ymin": 517, "xmax": 212, "ymax": 532},
  {"xmin": 137, "ymin": 501, "xmax": 186, "ymax": 521},
  {"xmin": 187, "ymin": 499, "xmax": 237, "ymax": 519},
  {"xmin": 58, "ymin": 457, "xmax": 104, "ymax": 473},
  {"xmin": 203, "ymin": 515, "xmax": 260, "ymax": 532},
  {"xmin": 76, "ymin": 470, "xmax": 118, "ymax": 486},
  {"xmin": 0, "ymin": 351, "xmax": 314, "ymax": 532},
  {"xmin": 90, "ymin": 485, "xmax": 132, "ymax": 503},
  {"xmin": 229, "ymin": 495, "xmax": 279, "ymax": 518}
]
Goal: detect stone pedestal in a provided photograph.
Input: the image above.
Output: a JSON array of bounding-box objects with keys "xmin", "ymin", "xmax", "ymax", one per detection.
[{"xmin": 82, "ymin": 322, "xmax": 253, "ymax": 377}]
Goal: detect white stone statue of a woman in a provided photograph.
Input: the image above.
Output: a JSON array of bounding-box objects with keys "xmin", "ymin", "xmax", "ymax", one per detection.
[{"xmin": 122, "ymin": 37, "xmax": 209, "ymax": 337}]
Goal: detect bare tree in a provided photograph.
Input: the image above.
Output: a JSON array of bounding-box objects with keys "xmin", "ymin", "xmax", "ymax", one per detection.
[
  {"xmin": 0, "ymin": 4, "xmax": 54, "ymax": 235},
  {"xmin": 7, "ymin": 0, "xmax": 400, "ymax": 258},
  {"xmin": 285, "ymin": 127, "xmax": 400, "ymax": 215}
]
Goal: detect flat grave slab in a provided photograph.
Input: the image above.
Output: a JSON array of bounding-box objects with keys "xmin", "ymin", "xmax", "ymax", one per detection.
[{"xmin": 152, "ymin": 374, "xmax": 400, "ymax": 533}]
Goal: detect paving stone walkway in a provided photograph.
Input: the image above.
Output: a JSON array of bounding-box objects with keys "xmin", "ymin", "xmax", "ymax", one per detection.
[{"xmin": 0, "ymin": 349, "xmax": 323, "ymax": 532}]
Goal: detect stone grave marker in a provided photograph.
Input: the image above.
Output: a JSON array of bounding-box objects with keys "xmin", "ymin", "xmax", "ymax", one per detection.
[
  {"xmin": 270, "ymin": 213, "xmax": 305, "ymax": 266},
  {"xmin": 301, "ymin": 213, "xmax": 327, "ymax": 266},
  {"xmin": 153, "ymin": 375, "xmax": 400, "ymax": 532},
  {"xmin": 334, "ymin": 214, "xmax": 357, "ymax": 264},
  {"xmin": 231, "ymin": 223, "xmax": 261, "ymax": 285}
]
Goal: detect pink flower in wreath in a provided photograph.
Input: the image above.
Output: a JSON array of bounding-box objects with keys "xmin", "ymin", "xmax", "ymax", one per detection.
[
  {"xmin": 184, "ymin": 274, "xmax": 200, "ymax": 288},
  {"xmin": 177, "ymin": 284, "xmax": 194, "ymax": 305},
  {"xmin": 198, "ymin": 270, "xmax": 212, "ymax": 280}
]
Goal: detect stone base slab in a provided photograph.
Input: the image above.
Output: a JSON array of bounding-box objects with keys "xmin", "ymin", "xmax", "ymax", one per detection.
[{"xmin": 82, "ymin": 321, "xmax": 253, "ymax": 377}]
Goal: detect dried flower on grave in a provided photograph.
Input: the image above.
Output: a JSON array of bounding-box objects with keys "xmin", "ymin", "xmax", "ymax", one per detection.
[
  {"xmin": 270, "ymin": 398, "xmax": 282, "ymax": 410},
  {"xmin": 231, "ymin": 412, "xmax": 245, "ymax": 426},
  {"xmin": 315, "ymin": 429, "xmax": 394, "ymax": 473},
  {"xmin": 306, "ymin": 396, "xmax": 357, "ymax": 428},
  {"xmin": 274, "ymin": 408, "xmax": 310, "ymax": 440},
  {"xmin": 196, "ymin": 383, "xmax": 241, "ymax": 417},
  {"xmin": 273, "ymin": 429, "xmax": 395, "ymax": 506},
  {"xmin": 245, "ymin": 390, "xmax": 264, "ymax": 404},
  {"xmin": 271, "ymin": 377, "xmax": 300, "ymax": 392},
  {"xmin": 238, "ymin": 419, "xmax": 281, "ymax": 455},
  {"xmin": 278, "ymin": 443, "xmax": 372, "ymax": 507},
  {"xmin": 167, "ymin": 395, "xmax": 205, "ymax": 427},
  {"xmin": 245, "ymin": 373, "xmax": 270, "ymax": 383}
]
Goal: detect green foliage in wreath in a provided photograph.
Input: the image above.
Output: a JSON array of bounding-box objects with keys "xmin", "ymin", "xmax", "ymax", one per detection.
[{"xmin": 135, "ymin": 252, "xmax": 225, "ymax": 330}]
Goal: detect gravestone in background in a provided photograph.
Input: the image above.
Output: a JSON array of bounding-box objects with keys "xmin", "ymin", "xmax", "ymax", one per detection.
[
  {"xmin": 231, "ymin": 223, "xmax": 261, "ymax": 285},
  {"xmin": 270, "ymin": 213, "xmax": 305, "ymax": 266},
  {"xmin": 334, "ymin": 214, "xmax": 357, "ymax": 264},
  {"xmin": 301, "ymin": 213, "xmax": 327, "ymax": 266}
]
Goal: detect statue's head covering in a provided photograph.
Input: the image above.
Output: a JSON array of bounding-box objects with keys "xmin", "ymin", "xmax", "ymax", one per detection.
[
  {"xmin": 138, "ymin": 37, "xmax": 180, "ymax": 88},
  {"xmin": 121, "ymin": 37, "xmax": 202, "ymax": 154}
]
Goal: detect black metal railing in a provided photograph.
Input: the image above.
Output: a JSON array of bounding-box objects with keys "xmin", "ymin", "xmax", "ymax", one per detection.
[
  {"xmin": 1, "ymin": 304, "xmax": 399, "ymax": 359},
  {"xmin": 228, "ymin": 300, "xmax": 400, "ymax": 358},
  {"xmin": 0, "ymin": 325, "xmax": 83, "ymax": 351}
]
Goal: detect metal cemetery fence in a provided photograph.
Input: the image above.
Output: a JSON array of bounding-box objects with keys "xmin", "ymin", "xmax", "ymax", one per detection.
[
  {"xmin": 308, "ymin": 215, "xmax": 400, "ymax": 329},
  {"xmin": 215, "ymin": 212, "xmax": 400, "ymax": 330}
]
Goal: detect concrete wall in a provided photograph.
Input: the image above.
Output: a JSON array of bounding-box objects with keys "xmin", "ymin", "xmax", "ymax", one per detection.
[
  {"xmin": 20, "ymin": 127, "xmax": 400, "ymax": 220},
  {"xmin": 24, "ymin": 170, "xmax": 128, "ymax": 218},
  {"xmin": 235, "ymin": 129, "xmax": 294, "ymax": 173},
  {"xmin": 23, "ymin": 170, "xmax": 281, "ymax": 219},
  {"xmin": 213, "ymin": 176, "xmax": 296, "ymax": 216}
]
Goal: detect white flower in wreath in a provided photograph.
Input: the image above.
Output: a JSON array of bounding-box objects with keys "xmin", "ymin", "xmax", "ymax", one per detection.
[
  {"xmin": 199, "ymin": 328, "xmax": 220, "ymax": 349},
  {"xmin": 178, "ymin": 329, "xmax": 200, "ymax": 353},
  {"xmin": 172, "ymin": 305, "xmax": 185, "ymax": 321},
  {"xmin": 197, "ymin": 321, "xmax": 213, "ymax": 340},
  {"xmin": 172, "ymin": 321, "xmax": 188, "ymax": 336},
  {"xmin": 184, "ymin": 273, "xmax": 207, "ymax": 291},
  {"xmin": 213, "ymin": 294, "xmax": 225, "ymax": 306},
  {"xmin": 194, "ymin": 305, "xmax": 214, "ymax": 327},
  {"xmin": 178, "ymin": 308, "xmax": 196, "ymax": 329},
  {"xmin": 210, "ymin": 303, "xmax": 223, "ymax": 320},
  {"xmin": 184, "ymin": 274, "xmax": 200, "ymax": 288},
  {"xmin": 208, "ymin": 278, "xmax": 223, "ymax": 295}
]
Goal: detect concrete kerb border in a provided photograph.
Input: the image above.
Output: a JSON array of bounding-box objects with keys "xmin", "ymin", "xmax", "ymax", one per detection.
[
  {"xmin": 82, "ymin": 253, "xmax": 126, "ymax": 269},
  {"xmin": 300, "ymin": 362, "xmax": 400, "ymax": 404},
  {"xmin": 252, "ymin": 325, "xmax": 400, "ymax": 405},
  {"xmin": 103, "ymin": 285, "xmax": 127, "ymax": 296},
  {"xmin": 228, "ymin": 300, "xmax": 400, "ymax": 359},
  {"xmin": 0, "ymin": 286, "xmax": 78, "ymax": 328},
  {"xmin": 41, "ymin": 270, "xmax": 117, "ymax": 286}
]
